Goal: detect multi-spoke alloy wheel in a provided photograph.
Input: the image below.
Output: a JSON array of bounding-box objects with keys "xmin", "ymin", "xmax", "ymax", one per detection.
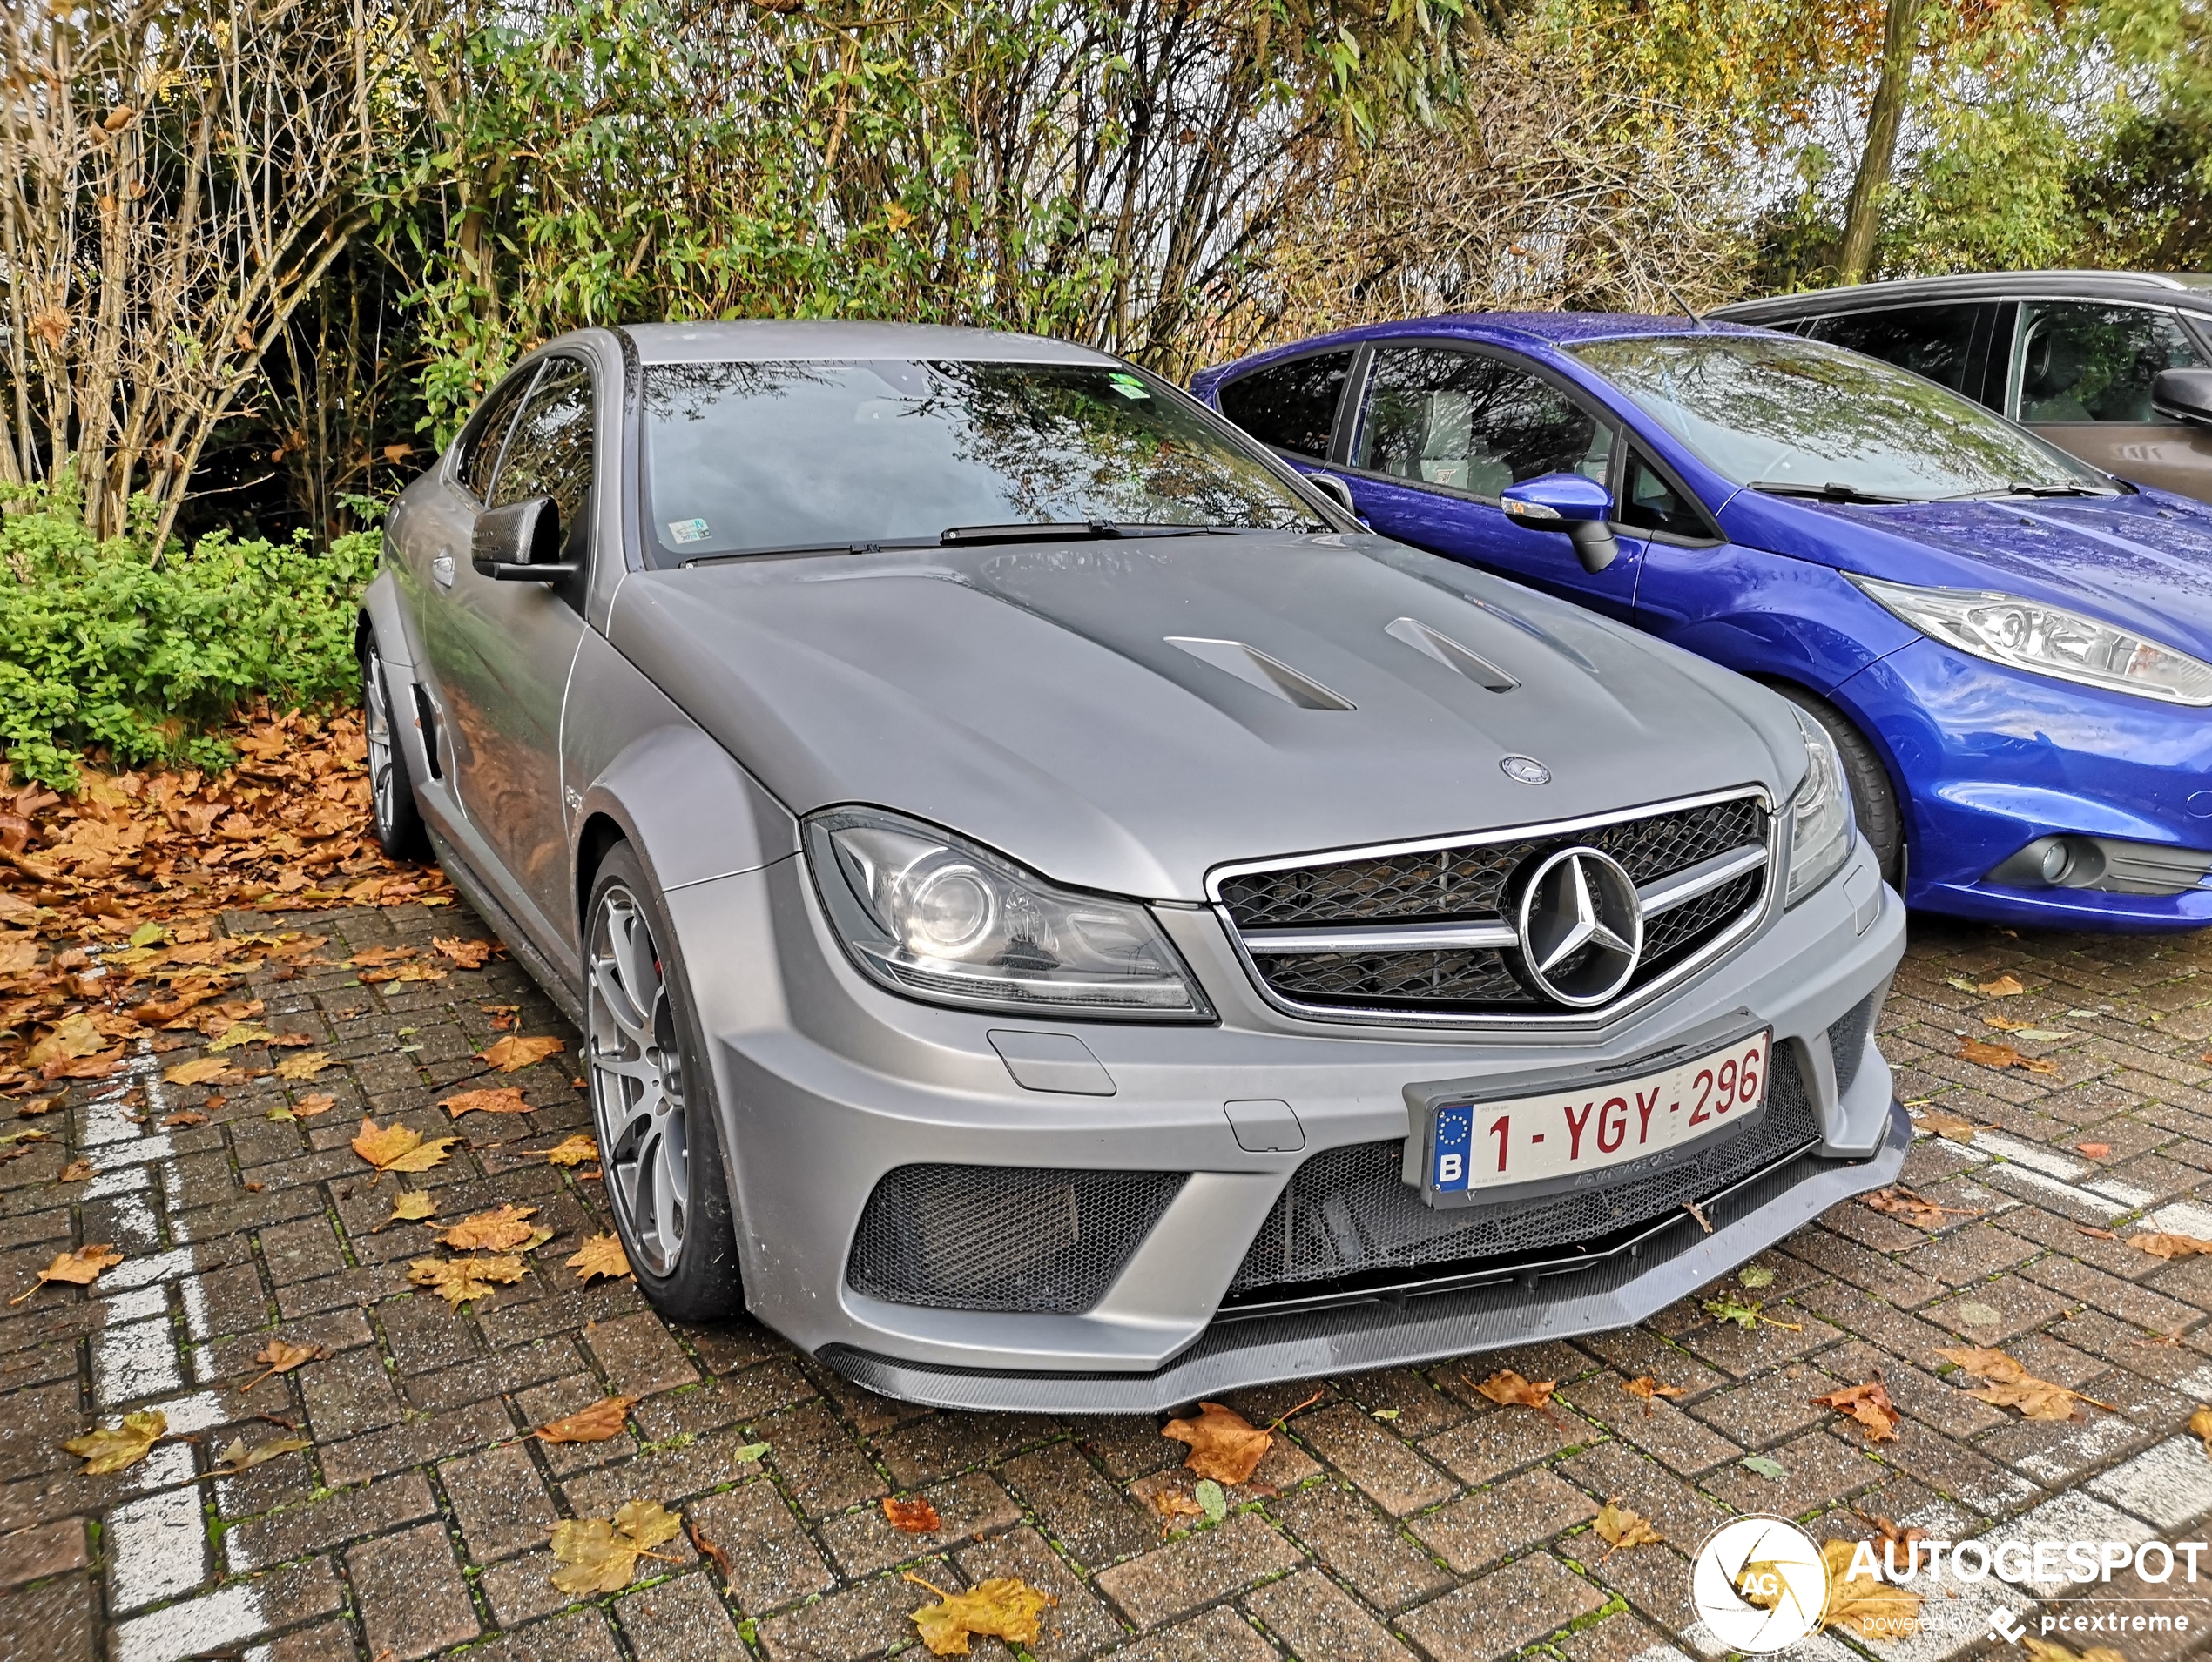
[
  {"xmin": 588, "ymin": 885, "xmax": 692, "ymax": 1276},
  {"xmin": 360, "ymin": 634, "xmax": 427, "ymax": 859},
  {"xmin": 365, "ymin": 656, "xmax": 401, "ymax": 832}
]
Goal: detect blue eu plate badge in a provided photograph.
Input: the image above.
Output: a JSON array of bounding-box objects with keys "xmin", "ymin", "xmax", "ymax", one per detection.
[{"xmin": 1432, "ymin": 1104, "xmax": 1474, "ymax": 1194}]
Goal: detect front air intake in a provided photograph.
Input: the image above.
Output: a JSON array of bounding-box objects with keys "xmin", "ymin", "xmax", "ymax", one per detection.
[{"xmin": 846, "ymin": 1165, "xmax": 1187, "ymax": 1315}]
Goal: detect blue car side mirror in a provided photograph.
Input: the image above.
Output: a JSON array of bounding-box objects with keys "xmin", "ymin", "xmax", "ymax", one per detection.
[{"xmin": 1501, "ymin": 473, "xmax": 1621, "ymax": 574}]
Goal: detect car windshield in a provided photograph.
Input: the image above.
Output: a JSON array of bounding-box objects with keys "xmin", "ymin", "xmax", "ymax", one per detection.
[
  {"xmin": 1568, "ymin": 333, "xmax": 2112, "ymax": 502},
  {"xmin": 639, "ymin": 359, "xmax": 1323, "ymax": 563}
]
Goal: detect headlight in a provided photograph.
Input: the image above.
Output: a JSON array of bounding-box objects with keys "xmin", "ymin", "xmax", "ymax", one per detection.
[
  {"xmin": 1853, "ymin": 575, "xmax": 2212, "ymax": 706},
  {"xmin": 1784, "ymin": 707, "xmax": 1854, "ymax": 907},
  {"xmin": 805, "ymin": 807, "xmax": 1211, "ymax": 1019}
]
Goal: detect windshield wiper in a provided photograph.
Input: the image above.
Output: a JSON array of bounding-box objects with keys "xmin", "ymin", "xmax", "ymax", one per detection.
[
  {"xmin": 680, "ymin": 537, "xmax": 939, "ymax": 568},
  {"xmin": 1946, "ymin": 481, "xmax": 2118, "ymax": 501},
  {"xmin": 938, "ymin": 521, "xmax": 1244, "ymax": 546},
  {"xmin": 1749, "ymin": 481, "xmax": 1916, "ymax": 505}
]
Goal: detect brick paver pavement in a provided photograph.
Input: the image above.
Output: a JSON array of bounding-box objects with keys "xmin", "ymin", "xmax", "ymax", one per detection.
[{"xmin": 6, "ymin": 899, "xmax": 2212, "ymax": 1661}]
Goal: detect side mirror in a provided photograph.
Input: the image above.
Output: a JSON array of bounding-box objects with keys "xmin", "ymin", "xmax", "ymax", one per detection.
[
  {"xmin": 1301, "ymin": 472, "xmax": 1358, "ymax": 516},
  {"xmin": 1501, "ymin": 473, "xmax": 1621, "ymax": 574},
  {"xmin": 2153, "ymin": 367, "xmax": 2212, "ymax": 427},
  {"xmin": 472, "ymin": 495, "xmax": 577, "ymax": 582}
]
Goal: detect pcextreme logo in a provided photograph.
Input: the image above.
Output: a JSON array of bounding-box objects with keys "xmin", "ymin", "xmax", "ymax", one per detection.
[{"xmin": 1689, "ymin": 1517, "xmax": 1830, "ymax": 1652}]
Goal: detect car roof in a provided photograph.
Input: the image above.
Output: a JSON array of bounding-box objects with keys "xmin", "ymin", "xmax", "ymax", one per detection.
[
  {"xmin": 1202, "ymin": 312, "xmax": 1774, "ymax": 380},
  {"xmin": 617, "ymin": 320, "xmax": 1117, "ymax": 366},
  {"xmin": 1711, "ymin": 270, "xmax": 2212, "ymax": 323}
]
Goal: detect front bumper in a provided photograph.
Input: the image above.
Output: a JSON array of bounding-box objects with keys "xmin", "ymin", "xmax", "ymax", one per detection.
[
  {"xmin": 1838, "ymin": 639, "xmax": 2212, "ymax": 931},
  {"xmin": 668, "ymin": 835, "xmax": 1905, "ymax": 1411},
  {"xmin": 825, "ymin": 1100, "xmax": 1908, "ymax": 1412}
]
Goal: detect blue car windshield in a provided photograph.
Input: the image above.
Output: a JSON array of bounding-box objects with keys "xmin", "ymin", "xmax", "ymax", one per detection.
[
  {"xmin": 1568, "ymin": 334, "xmax": 2112, "ymax": 502},
  {"xmin": 640, "ymin": 360, "xmax": 1323, "ymax": 563}
]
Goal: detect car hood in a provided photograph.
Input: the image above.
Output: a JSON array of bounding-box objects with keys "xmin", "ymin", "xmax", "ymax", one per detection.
[
  {"xmin": 1719, "ymin": 488, "xmax": 2212, "ymax": 660},
  {"xmin": 608, "ymin": 533, "xmax": 1804, "ymax": 900}
]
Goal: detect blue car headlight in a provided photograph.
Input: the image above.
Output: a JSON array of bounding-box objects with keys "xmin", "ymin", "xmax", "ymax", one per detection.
[
  {"xmin": 1853, "ymin": 575, "xmax": 2212, "ymax": 706},
  {"xmin": 1784, "ymin": 708, "xmax": 1855, "ymax": 908},
  {"xmin": 806, "ymin": 807, "xmax": 1211, "ymax": 1019}
]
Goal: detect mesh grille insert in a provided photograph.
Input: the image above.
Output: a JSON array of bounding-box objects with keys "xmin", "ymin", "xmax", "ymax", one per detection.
[
  {"xmin": 1829, "ymin": 988, "xmax": 1882, "ymax": 1100},
  {"xmin": 1226, "ymin": 1042, "xmax": 1819, "ymax": 1302},
  {"xmin": 847, "ymin": 1166, "xmax": 1186, "ymax": 1315},
  {"xmin": 1220, "ymin": 796, "xmax": 1766, "ymax": 1017}
]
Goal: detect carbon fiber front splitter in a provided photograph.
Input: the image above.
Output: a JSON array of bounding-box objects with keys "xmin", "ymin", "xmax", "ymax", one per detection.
[{"xmin": 819, "ymin": 1099, "xmax": 1909, "ymax": 1415}]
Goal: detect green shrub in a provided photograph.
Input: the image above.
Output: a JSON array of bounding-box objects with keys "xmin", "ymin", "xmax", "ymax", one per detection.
[{"xmin": 0, "ymin": 481, "xmax": 376, "ymax": 790}]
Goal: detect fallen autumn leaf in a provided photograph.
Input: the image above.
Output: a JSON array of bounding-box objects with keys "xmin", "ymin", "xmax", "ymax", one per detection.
[
  {"xmin": 1938, "ymin": 1345, "xmax": 2114, "ymax": 1421},
  {"xmin": 12, "ymin": 1243, "xmax": 124, "ymax": 1304},
  {"xmin": 881, "ymin": 1495, "xmax": 941, "ymax": 1533},
  {"xmin": 64, "ymin": 1409, "xmax": 166, "ymax": 1475},
  {"xmin": 408, "ymin": 1255, "xmax": 528, "ymax": 1309},
  {"xmin": 482, "ymin": 1034, "xmax": 563, "ymax": 1073},
  {"xmin": 351, "ymin": 1117, "xmax": 457, "ymax": 1178},
  {"xmin": 440, "ymin": 1086, "xmax": 529, "ymax": 1118},
  {"xmin": 1593, "ymin": 1499, "xmax": 1663, "ymax": 1558},
  {"xmin": 549, "ymin": 1498, "xmax": 682, "ymax": 1594},
  {"xmin": 242, "ymin": 1338, "xmax": 331, "ymax": 1393},
  {"xmin": 1161, "ymin": 1400, "xmax": 1272, "ymax": 1484},
  {"xmin": 903, "ymin": 1571, "xmax": 1053, "ymax": 1658},
  {"xmin": 529, "ymin": 1396, "xmax": 637, "ymax": 1444},
  {"xmin": 567, "ymin": 1233, "xmax": 631, "ymax": 1284},
  {"xmin": 1810, "ymin": 1379, "xmax": 1902, "ymax": 1442},
  {"xmin": 436, "ymin": 1204, "xmax": 551, "ymax": 1253}
]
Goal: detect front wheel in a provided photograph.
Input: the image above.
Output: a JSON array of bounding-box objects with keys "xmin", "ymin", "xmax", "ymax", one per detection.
[
  {"xmin": 584, "ymin": 843, "xmax": 744, "ymax": 1322},
  {"xmin": 361, "ymin": 629, "xmax": 428, "ymax": 861},
  {"xmin": 1770, "ymin": 684, "xmax": 1904, "ymax": 888}
]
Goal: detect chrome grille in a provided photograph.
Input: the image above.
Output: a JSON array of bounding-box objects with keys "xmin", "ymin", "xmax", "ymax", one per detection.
[{"xmin": 1215, "ymin": 792, "xmax": 1770, "ymax": 1021}]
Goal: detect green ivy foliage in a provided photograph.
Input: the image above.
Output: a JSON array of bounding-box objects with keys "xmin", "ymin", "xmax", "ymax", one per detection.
[{"xmin": 0, "ymin": 482, "xmax": 379, "ymax": 790}]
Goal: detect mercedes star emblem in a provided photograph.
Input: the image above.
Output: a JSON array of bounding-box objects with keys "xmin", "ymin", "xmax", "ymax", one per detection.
[
  {"xmin": 1499, "ymin": 754, "xmax": 1551, "ymax": 785},
  {"xmin": 1516, "ymin": 845, "xmax": 1644, "ymax": 1006}
]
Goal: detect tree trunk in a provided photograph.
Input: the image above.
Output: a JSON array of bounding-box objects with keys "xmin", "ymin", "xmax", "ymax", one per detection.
[{"xmin": 1837, "ymin": 0, "xmax": 1925, "ymax": 285}]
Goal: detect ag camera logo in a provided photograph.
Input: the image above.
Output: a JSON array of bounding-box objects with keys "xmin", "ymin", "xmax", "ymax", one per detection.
[{"xmin": 1691, "ymin": 1517, "xmax": 1829, "ymax": 1652}]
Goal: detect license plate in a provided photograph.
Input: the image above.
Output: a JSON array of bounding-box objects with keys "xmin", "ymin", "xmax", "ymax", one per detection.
[{"xmin": 1424, "ymin": 1031, "xmax": 1770, "ymax": 1206}]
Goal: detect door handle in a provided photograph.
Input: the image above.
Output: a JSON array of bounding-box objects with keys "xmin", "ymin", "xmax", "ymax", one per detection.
[{"xmin": 432, "ymin": 553, "xmax": 455, "ymax": 589}]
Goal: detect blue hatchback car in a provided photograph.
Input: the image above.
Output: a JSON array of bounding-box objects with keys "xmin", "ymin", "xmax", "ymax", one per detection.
[{"xmin": 1194, "ymin": 315, "xmax": 2212, "ymax": 932}]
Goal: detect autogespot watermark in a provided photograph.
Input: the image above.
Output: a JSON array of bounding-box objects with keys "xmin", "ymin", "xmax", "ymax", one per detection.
[{"xmin": 1689, "ymin": 1517, "xmax": 2207, "ymax": 1652}]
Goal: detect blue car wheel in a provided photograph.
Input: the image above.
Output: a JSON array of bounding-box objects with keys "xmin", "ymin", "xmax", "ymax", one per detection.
[{"xmin": 1764, "ymin": 683, "xmax": 1905, "ymax": 887}]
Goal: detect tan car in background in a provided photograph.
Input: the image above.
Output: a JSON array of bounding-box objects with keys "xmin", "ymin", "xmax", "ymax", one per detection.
[{"xmin": 1714, "ymin": 270, "xmax": 2212, "ymax": 503}]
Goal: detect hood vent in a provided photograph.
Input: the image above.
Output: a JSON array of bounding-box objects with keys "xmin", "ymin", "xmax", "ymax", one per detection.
[
  {"xmin": 1164, "ymin": 637, "xmax": 1355, "ymax": 711},
  {"xmin": 1385, "ymin": 616, "xmax": 1518, "ymax": 692}
]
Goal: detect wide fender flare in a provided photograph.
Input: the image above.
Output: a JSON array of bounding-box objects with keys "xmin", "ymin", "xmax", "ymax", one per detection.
[
  {"xmin": 572, "ymin": 724, "xmax": 800, "ymax": 912},
  {"xmin": 572, "ymin": 726, "xmax": 800, "ymax": 1291}
]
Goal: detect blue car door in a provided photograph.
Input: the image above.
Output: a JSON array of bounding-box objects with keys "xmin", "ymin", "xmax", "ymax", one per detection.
[{"xmin": 1337, "ymin": 341, "xmax": 1643, "ymax": 621}]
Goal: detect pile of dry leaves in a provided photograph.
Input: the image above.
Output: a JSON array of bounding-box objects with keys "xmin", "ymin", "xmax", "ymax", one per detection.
[{"xmin": 0, "ymin": 708, "xmax": 446, "ymax": 1099}]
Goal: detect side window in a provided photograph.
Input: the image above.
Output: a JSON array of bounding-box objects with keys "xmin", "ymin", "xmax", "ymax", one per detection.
[
  {"xmin": 490, "ymin": 360, "xmax": 596, "ymax": 548},
  {"xmin": 1354, "ymin": 347, "xmax": 1610, "ymax": 498},
  {"xmin": 458, "ymin": 373, "xmax": 534, "ymax": 501},
  {"xmin": 2014, "ymin": 301, "xmax": 2202, "ymax": 423},
  {"xmin": 1807, "ymin": 304, "xmax": 1986, "ymax": 395},
  {"xmin": 1618, "ymin": 448, "xmax": 1713, "ymax": 541},
  {"xmin": 1216, "ymin": 350, "xmax": 1353, "ymax": 459}
]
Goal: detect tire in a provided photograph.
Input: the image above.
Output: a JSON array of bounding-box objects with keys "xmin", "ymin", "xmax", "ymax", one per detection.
[
  {"xmin": 361, "ymin": 629, "xmax": 429, "ymax": 861},
  {"xmin": 1770, "ymin": 683, "xmax": 1904, "ymax": 888},
  {"xmin": 583, "ymin": 842, "xmax": 745, "ymax": 1323}
]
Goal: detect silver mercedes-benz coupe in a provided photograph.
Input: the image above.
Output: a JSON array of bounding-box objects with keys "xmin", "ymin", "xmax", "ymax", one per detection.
[{"xmin": 360, "ymin": 320, "xmax": 1907, "ymax": 1411}]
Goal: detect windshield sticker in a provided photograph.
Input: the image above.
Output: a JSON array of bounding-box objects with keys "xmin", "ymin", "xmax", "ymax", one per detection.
[
  {"xmin": 1109, "ymin": 373, "xmax": 1150, "ymax": 400},
  {"xmin": 667, "ymin": 518, "xmax": 711, "ymax": 544}
]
